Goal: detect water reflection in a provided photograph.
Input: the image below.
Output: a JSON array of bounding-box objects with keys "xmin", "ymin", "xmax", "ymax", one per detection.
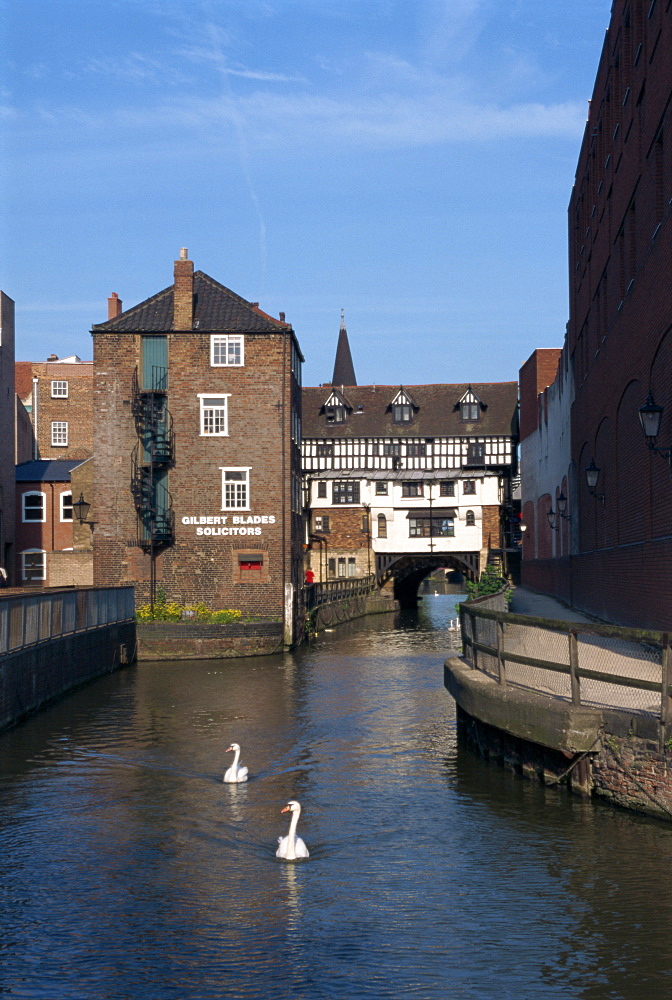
[{"xmin": 1, "ymin": 595, "xmax": 672, "ymax": 998}]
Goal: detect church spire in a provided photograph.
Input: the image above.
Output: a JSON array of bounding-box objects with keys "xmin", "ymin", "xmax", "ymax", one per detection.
[{"xmin": 331, "ymin": 309, "xmax": 357, "ymax": 386}]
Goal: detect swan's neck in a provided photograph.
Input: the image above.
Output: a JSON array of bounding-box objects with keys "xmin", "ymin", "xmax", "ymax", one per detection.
[
  {"xmin": 287, "ymin": 809, "xmax": 300, "ymax": 849},
  {"xmin": 232, "ymin": 748, "xmax": 240, "ymax": 769}
]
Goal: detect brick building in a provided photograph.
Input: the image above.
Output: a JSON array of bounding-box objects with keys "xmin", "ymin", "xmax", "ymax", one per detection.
[
  {"xmin": 520, "ymin": 0, "xmax": 672, "ymax": 628},
  {"xmin": 0, "ymin": 292, "xmax": 16, "ymax": 582},
  {"xmin": 15, "ymin": 355, "xmax": 94, "ymax": 460},
  {"xmin": 14, "ymin": 459, "xmax": 87, "ymax": 585},
  {"xmin": 90, "ymin": 251, "xmax": 304, "ymax": 641},
  {"xmin": 303, "ymin": 367, "xmax": 519, "ymax": 603}
]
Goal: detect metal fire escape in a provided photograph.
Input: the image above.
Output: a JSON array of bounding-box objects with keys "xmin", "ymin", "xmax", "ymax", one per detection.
[{"xmin": 131, "ymin": 366, "xmax": 175, "ymax": 553}]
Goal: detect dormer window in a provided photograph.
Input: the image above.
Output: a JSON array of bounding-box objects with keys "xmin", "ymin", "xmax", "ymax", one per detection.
[
  {"xmin": 325, "ymin": 404, "xmax": 345, "ymax": 424},
  {"xmin": 390, "ymin": 388, "xmax": 416, "ymax": 424},
  {"xmin": 458, "ymin": 387, "xmax": 484, "ymax": 422},
  {"xmin": 323, "ymin": 390, "xmax": 349, "ymax": 425},
  {"xmin": 394, "ymin": 403, "xmax": 412, "ymax": 423}
]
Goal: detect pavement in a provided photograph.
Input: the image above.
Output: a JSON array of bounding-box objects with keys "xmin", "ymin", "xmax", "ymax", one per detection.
[{"xmin": 508, "ymin": 586, "xmax": 596, "ymax": 624}]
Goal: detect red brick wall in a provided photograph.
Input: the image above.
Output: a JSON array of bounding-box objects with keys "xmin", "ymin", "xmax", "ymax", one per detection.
[
  {"xmin": 519, "ymin": 349, "xmax": 561, "ymax": 442},
  {"xmin": 481, "ymin": 506, "xmax": 501, "ymax": 549},
  {"xmin": 16, "ymin": 361, "xmax": 94, "ymax": 460},
  {"xmin": 92, "ymin": 328, "xmax": 302, "ymax": 619},
  {"xmin": 525, "ymin": 1, "xmax": 672, "ymax": 628},
  {"xmin": 14, "ymin": 479, "xmax": 74, "ymax": 585}
]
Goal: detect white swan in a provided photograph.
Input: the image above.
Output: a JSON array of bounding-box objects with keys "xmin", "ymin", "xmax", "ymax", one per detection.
[
  {"xmin": 276, "ymin": 800, "xmax": 309, "ymax": 860},
  {"xmin": 223, "ymin": 743, "xmax": 248, "ymax": 783}
]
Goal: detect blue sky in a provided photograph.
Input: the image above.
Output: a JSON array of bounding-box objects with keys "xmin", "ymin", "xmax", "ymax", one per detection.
[{"xmin": 1, "ymin": 0, "xmax": 611, "ymax": 386}]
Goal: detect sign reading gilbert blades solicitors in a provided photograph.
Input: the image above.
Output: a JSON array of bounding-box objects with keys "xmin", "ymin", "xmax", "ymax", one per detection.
[{"xmin": 181, "ymin": 514, "xmax": 277, "ymax": 537}]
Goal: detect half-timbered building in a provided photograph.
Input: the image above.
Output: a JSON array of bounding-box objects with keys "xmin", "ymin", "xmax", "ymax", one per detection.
[{"xmin": 302, "ymin": 380, "xmax": 519, "ymax": 602}]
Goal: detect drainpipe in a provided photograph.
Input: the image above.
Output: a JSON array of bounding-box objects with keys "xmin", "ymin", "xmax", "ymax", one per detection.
[{"xmin": 32, "ymin": 377, "xmax": 39, "ymax": 460}]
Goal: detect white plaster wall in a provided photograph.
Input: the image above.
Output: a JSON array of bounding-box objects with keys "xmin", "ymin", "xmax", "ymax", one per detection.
[{"xmin": 520, "ymin": 350, "xmax": 575, "ymax": 556}]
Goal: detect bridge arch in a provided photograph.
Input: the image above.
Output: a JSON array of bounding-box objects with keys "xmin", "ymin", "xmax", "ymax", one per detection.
[{"xmin": 377, "ymin": 552, "xmax": 480, "ymax": 609}]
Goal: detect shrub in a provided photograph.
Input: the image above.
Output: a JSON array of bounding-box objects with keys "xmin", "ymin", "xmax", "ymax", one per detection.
[{"xmin": 135, "ymin": 594, "xmax": 243, "ymax": 623}]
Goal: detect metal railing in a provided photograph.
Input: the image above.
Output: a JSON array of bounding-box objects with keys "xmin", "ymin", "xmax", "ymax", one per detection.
[
  {"xmin": 0, "ymin": 587, "xmax": 135, "ymax": 657},
  {"xmin": 305, "ymin": 575, "xmax": 377, "ymax": 610},
  {"xmin": 459, "ymin": 599, "xmax": 672, "ymax": 722}
]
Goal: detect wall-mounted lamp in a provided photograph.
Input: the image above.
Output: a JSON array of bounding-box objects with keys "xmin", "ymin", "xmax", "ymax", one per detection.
[
  {"xmin": 520, "ymin": 523, "xmax": 527, "ymax": 533},
  {"xmin": 585, "ymin": 460, "xmax": 605, "ymax": 505},
  {"xmin": 547, "ymin": 508, "xmax": 559, "ymax": 532},
  {"xmin": 639, "ymin": 391, "xmax": 672, "ymax": 475},
  {"xmin": 556, "ymin": 492, "xmax": 571, "ymax": 521},
  {"xmin": 72, "ymin": 493, "xmax": 92, "ymax": 524}
]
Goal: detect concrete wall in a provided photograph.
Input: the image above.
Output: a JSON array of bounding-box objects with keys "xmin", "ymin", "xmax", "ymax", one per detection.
[{"xmin": 0, "ymin": 620, "xmax": 136, "ymax": 733}]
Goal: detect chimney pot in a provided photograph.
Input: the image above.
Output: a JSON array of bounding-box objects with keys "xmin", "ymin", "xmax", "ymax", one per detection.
[
  {"xmin": 107, "ymin": 292, "xmax": 123, "ymax": 320},
  {"xmin": 279, "ymin": 312, "xmax": 285, "ymax": 322},
  {"xmin": 174, "ymin": 251, "xmax": 194, "ymax": 329}
]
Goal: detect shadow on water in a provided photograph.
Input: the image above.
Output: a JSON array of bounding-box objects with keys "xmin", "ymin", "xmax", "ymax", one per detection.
[{"xmin": 1, "ymin": 594, "xmax": 672, "ymax": 999}]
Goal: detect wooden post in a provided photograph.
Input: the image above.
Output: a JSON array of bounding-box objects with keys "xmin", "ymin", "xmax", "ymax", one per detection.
[
  {"xmin": 568, "ymin": 630, "xmax": 580, "ymax": 704},
  {"xmin": 660, "ymin": 633, "xmax": 672, "ymax": 742},
  {"xmin": 496, "ymin": 619, "xmax": 506, "ymax": 685}
]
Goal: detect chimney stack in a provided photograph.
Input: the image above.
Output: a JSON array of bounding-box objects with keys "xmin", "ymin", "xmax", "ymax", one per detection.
[
  {"xmin": 173, "ymin": 248, "xmax": 194, "ymax": 329},
  {"xmin": 107, "ymin": 292, "xmax": 123, "ymax": 320}
]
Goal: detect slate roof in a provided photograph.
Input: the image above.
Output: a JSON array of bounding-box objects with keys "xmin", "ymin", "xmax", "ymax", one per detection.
[
  {"xmin": 16, "ymin": 460, "xmax": 86, "ymax": 482},
  {"xmin": 331, "ymin": 321, "xmax": 357, "ymax": 386},
  {"xmin": 91, "ymin": 271, "xmax": 292, "ymax": 334},
  {"xmin": 302, "ymin": 383, "xmax": 519, "ymax": 439}
]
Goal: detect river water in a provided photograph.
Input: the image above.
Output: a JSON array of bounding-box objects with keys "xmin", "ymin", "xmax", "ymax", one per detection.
[{"xmin": 2, "ymin": 595, "xmax": 672, "ymax": 1000}]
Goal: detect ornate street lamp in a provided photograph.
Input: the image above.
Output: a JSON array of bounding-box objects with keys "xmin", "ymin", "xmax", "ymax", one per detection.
[
  {"xmin": 556, "ymin": 492, "xmax": 571, "ymax": 521},
  {"xmin": 585, "ymin": 460, "xmax": 605, "ymax": 505},
  {"xmin": 72, "ymin": 493, "xmax": 91, "ymax": 524},
  {"xmin": 638, "ymin": 391, "xmax": 672, "ymax": 474}
]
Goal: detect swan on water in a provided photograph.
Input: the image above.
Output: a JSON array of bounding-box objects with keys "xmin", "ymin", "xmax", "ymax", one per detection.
[
  {"xmin": 276, "ymin": 800, "xmax": 309, "ymax": 860},
  {"xmin": 223, "ymin": 743, "xmax": 248, "ymax": 783}
]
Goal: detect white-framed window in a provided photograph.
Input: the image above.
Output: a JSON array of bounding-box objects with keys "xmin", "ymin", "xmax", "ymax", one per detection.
[
  {"xmin": 220, "ymin": 467, "xmax": 250, "ymax": 510},
  {"xmin": 21, "ymin": 549, "xmax": 46, "ymax": 582},
  {"xmin": 51, "ymin": 421, "xmax": 68, "ymax": 447},
  {"xmin": 22, "ymin": 491, "xmax": 46, "ymax": 523},
  {"xmin": 199, "ymin": 394, "xmax": 230, "ymax": 436},
  {"xmin": 51, "ymin": 380, "xmax": 68, "ymax": 398},
  {"xmin": 60, "ymin": 491, "xmax": 73, "ymax": 522},
  {"xmin": 211, "ymin": 335, "xmax": 244, "ymax": 367}
]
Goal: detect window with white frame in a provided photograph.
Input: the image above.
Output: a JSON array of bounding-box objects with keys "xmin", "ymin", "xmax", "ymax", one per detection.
[
  {"xmin": 22, "ymin": 491, "xmax": 46, "ymax": 522},
  {"xmin": 314, "ymin": 515, "xmax": 330, "ymax": 533},
  {"xmin": 199, "ymin": 394, "xmax": 230, "ymax": 436},
  {"xmin": 51, "ymin": 380, "xmax": 68, "ymax": 398},
  {"xmin": 221, "ymin": 467, "xmax": 250, "ymax": 510},
  {"xmin": 21, "ymin": 549, "xmax": 46, "ymax": 581},
  {"xmin": 51, "ymin": 421, "xmax": 68, "ymax": 446},
  {"xmin": 60, "ymin": 492, "xmax": 73, "ymax": 522},
  {"xmin": 211, "ymin": 335, "xmax": 244, "ymax": 367}
]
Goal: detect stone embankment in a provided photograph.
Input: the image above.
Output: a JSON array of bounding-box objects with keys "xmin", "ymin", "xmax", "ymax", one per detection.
[{"xmin": 445, "ymin": 586, "xmax": 672, "ymax": 822}]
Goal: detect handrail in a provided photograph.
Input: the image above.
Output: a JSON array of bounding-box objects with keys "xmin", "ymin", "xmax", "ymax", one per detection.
[
  {"xmin": 0, "ymin": 586, "xmax": 135, "ymax": 657},
  {"xmin": 304, "ymin": 575, "xmax": 377, "ymax": 610},
  {"xmin": 458, "ymin": 601, "xmax": 672, "ymax": 724}
]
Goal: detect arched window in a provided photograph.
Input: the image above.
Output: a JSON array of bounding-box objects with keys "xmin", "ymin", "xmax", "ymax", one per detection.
[
  {"xmin": 377, "ymin": 514, "xmax": 387, "ymax": 538},
  {"xmin": 466, "ymin": 510, "xmax": 476, "ymax": 527},
  {"xmin": 21, "ymin": 549, "xmax": 46, "ymax": 582}
]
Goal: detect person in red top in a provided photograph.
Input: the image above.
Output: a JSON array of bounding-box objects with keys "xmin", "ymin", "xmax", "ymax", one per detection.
[{"xmin": 304, "ymin": 568, "xmax": 315, "ymax": 585}]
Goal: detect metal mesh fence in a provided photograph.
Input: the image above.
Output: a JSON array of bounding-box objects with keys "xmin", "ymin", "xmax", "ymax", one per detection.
[{"xmin": 461, "ymin": 605, "xmax": 665, "ymax": 719}]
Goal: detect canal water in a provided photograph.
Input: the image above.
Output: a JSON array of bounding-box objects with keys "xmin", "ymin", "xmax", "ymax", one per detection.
[{"xmin": 2, "ymin": 595, "xmax": 672, "ymax": 999}]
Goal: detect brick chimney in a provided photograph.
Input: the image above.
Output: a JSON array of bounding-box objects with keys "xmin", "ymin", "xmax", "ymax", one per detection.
[
  {"xmin": 107, "ymin": 292, "xmax": 123, "ymax": 320},
  {"xmin": 173, "ymin": 248, "xmax": 194, "ymax": 330}
]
